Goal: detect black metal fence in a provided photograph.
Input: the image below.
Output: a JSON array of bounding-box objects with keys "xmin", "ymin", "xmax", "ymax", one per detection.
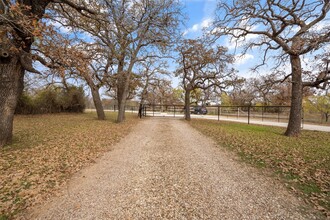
[
  {"xmin": 87, "ymin": 104, "xmax": 329, "ymax": 125},
  {"xmin": 140, "ymin": 105, "xmax": 292, "ymax": 124},
  {"xmin": 103, "ymin": 105, "xmax": 139, "ymax": 113}
]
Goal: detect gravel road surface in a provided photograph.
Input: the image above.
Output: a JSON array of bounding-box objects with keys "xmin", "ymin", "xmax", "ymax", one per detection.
[{"xmin": 30, "ymin": 118, "xmax": 316, "ymax": 219}]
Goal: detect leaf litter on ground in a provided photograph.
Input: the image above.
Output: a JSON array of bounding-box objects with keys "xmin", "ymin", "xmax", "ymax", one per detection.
[
  {"xmin": 189, "ymin": 119, "xmax": 330, "ymax": 217},
  {"xmin": 0, "ymin": 112, "xmax": 139, "ymax": 219}
]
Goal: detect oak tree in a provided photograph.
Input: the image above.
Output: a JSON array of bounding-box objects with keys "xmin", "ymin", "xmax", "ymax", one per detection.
[
  {"xmin": 55, "ymin": 0, "xmax": 181, "ymax": 122},
  {"xmin": 175, "ymin": 39, "xmax": 235, "ymax": 120},
  {"xmin": 0, "ymin": 0, "xmax": 94, "ymax": 147},
  {"xmin": 136, "ymin": 58, "xmax": 169, "ymax": 106},
  {"xmin": 213, "ymin": 0, "xmax": 330, "ymax": 136}
]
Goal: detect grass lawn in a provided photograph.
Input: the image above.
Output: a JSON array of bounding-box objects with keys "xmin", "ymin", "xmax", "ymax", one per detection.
[
  {"xmin": 189, "ymin": 119, "xmax": 330, "ymax": 217},
  {"xmin": 0, "ymin": 112, "xmax": 138, "ymax": 219}
]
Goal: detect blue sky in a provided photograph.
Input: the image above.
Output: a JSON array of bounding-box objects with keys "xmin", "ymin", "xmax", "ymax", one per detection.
[
  {"xmin": 46, "ymin": 0, "xmax": 329, "ymax": 92},
  {"xmin": 181, "ymin": 0, "xmax": 216, "ymax": 37},
  {"xmin": 178, "ymin": 0, "xmax": 262, "ymax": 80},
  {"xmin": 48, "ymin": 0, "xmax": 262, "ymax": 86},
  {"xmin": 179, "ymin": 1, "xmax": 330, "ymax": 83}
]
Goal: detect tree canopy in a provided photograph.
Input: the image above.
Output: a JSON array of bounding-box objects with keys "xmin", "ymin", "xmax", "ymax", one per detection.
[{"xmin": 212, "ymin": 0, "xmax": 330, "ymax": 136}]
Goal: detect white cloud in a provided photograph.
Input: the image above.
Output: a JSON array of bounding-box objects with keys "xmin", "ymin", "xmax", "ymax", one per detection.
[
  {"xmin": 182, "ymin": 30, "xmax": 189, "ymax": 36},
  {"xmin": 220, "ymin": 22, "xmax": 260, "ymax": 51},
  {"xmin": 192, "ymin": 24, "xmax": 199, "ymax": 32},
  {"xmin": 234, "ymin": 53, "xmax": 254, "ymax": 65},
  {"xmin": 183, "ymin": 18, "xmax": 213, "ymax": 36},
  {"xmin": 224, "ymin": 32, "xmax": 259, "ymax": 51},
  {"xmin": 201, "ymin": 18, "xmax": 213, "ymax": 28}
]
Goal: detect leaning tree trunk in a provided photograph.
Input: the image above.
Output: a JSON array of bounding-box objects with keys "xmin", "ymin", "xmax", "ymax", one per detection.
[
  {"xmin": 0, "ymin": 57, "xmax": 25, "ymax": 147},
  {"xmin": 184, "ymin": 90, "xmax": 191, "ymax": 121},
  {"xmin": 90, "ymin": 86, "xmax": 105, "ymax": 120},
  {"xmin": 285, "ymin": 55, "xmax": 303, "ymax": 136},
  {"xmin": 84, "ymin": 74, "xmax": 105, "ymax": 120}
]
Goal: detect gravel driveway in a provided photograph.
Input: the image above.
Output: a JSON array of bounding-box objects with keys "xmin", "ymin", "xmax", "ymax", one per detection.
[{"xmin": 29, "ymin": 118, "xmax": 317, "ymax": 219}]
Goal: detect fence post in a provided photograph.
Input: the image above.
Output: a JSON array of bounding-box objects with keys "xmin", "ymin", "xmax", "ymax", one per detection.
[
  {"xmin": 114, "ymin": 105, "xmax": 116, "ymax": 112},
  {"xmin": 248, "ymin": 105, "xmax": 251, "ymax": 124},
  {"xmin": 218, "ymin": 106, "xmax": 220, "ymax": 121}
]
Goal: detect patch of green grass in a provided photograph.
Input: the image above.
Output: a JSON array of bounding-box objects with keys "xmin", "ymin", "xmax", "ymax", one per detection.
[
  {"xmin": 299, "ymin": 182, "xmax": 322, "ymax": 195},
  {"xmin": 0, "ymin": 215, "xmax": 9, "ymax": 220},
  {"xmin": 281, "ymin": 170, "xmax": 301, "ymax": 181},
  {"xmin": 238, "ymin": 151, "xmax": 267, "ymax": 168},
  {"xmin": 0, "ymin": 112, "xmax": 138, "ymax": 219},
  {"xmin": 189, "ymin": 119, "xmax": 330, "ymax": 216}
]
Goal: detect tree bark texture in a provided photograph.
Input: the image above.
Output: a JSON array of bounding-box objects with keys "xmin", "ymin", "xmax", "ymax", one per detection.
[
  {"xmin": 90, "ymin": 86, "xmax": 105, "ymax": 120},
  {"xmin": 184, "ymin": 90, "xmax": 191, "ymax": 121},
  {"xmin": 285, "ymin": 55, "xmax": 303, "ymax": 136},
  {"xmin": 116, "ymin": 73, "xmax": 130, "ymax": 123},
  {"xmin": 0, "ymin": 0, "xmax": 50, "ymax": 147},
  {"xmin": 84, "ymin": 73, "xmax": 105, "ymax": 120},
  {"xmin": 117, "ymin": 84, "xmax": 127, "ymax": 122},
  {"xmin": 0, "ymin": 57, "xmax": 24, "ymax": 147}
]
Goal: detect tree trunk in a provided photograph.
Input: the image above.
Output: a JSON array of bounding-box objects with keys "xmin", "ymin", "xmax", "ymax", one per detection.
[
  {"xmin": 117, "ymin": 83, "xmax": 127, "ymax": 122},
  {"xmin": 140, "ymin": 75, "xmax": 149, "ymax": 105},
  {"xmin": 0, "ymin": 57, "xmax": 24, "ymax": 147},
  {"xmin": 117, "ymin": 71, "xmax": 130, "ymax": 122},
  {"xmin": 0, "ymin": 0, "xmax": 50, "ymax": 147},
  {"xmin": 285, "ymin": 55, "xmax": 303, "ymax": 136},
  {"xmin": 84, "ymin": 73, "xmax": 105, "ymax": 120},
  {"xmin": 184, "ymin": 90, "xmax": 191, "ymax": 121},
  {"xmin": 90, "ymin": 86, "xmax": 105, "ymax": 120},
  {"xmin": 160, "ymin": 98, "xmax": 163, "ymax": 112}
]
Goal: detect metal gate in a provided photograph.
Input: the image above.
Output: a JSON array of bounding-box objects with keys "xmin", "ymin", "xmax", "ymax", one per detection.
[{"xmin": 142, "ymin": 104, "xmax": 185, "ymax": 118}]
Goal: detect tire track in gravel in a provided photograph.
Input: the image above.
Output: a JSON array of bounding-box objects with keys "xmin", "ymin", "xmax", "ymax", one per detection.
[{"xmin": 28, "ymin": 118, "xmax": 317, "ymax": 219}]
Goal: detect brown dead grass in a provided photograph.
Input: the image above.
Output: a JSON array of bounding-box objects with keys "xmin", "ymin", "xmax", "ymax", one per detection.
[
  {"xmin": 189, "ymin": 119, "xmax": 330, "ymax": 217},
  {"xmin": 0, "ymin": 112, "xmax": 139, "ymax": 219}
]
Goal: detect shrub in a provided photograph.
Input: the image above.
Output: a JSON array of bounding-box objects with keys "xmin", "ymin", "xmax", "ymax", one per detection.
[
  {"xmin": 15, "ymin": 93, "xmax": 35, "ymax": 114},
  {"xmin": 15, "ymin": 86, "xmax": 86, "ymax": 114},
  {"xmin": 34, "ymin": 88, "xmax": 61, "ymax": 114},
  {"xmin": 59, "ymin": 86, "xmax": 86, "ymax": 113}
]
